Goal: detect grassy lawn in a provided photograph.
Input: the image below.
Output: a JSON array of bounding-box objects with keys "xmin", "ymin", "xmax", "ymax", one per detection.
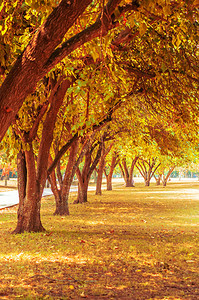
[{"xmin": 0, "ymin": 181, "xmax": 198, "ymax": 299}]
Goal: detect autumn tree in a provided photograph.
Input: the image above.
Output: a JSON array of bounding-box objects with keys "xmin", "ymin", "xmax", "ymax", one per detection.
[
  {"xmin": 0, "ymin": 0, "xmax": 140, "ymax": 141},
  {"xmin": 0, "ymin": 0, "xmax": 199, "ymax": 234},
  {"xmin": 12, "ymin": 74, "xmax": 78, "ymax": 233}
]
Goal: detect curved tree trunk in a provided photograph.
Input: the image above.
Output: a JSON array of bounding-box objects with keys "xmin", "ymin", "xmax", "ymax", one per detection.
[
  {"xmin": 162, "ymin": 166, "xmax": 175, "ymax": 187},
  {"xmin": 58, "ymin": 139, "xmax": 79, "ymax": 214},
  {"xmin": 129, "ymin": 156, "xmax": 139, "ymax": 186},
  {"xmin": 49, "ymin": 166, "xmax": 67, "ymax": 216},
  {"xmin": 154, "ymin": 173, "xmax": 162, "ymax": 186},
  {"xmin": 104, "ymin": 152, "xmax": 119, "ymax": 191},
  {"xmin": 122, "ymin": 159, "xmax": 133, "ymax": 187},
  {"xmin": 49, "ymin": 139, "xmax": 79, "ymax": 215},
  {"xmin": 119, "ymin": 161, "xmax": 132, "ymax": 187},
  {"xmin": 0, "ymin": 0, "xmax": 92, "ymax": 142},
  {"xmin": 75, "ymin": 142, "xmax": 103, "ymax": 203},
  {"xmin": 145, "ymin": 176, "xmax": 150, "ymax": 186},
  {"xmin": 13, "ymin": 77, "xmax": 72, "ymax": 233}
]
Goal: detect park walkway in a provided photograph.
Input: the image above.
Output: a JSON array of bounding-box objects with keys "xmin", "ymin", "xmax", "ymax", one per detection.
[
  {"xmin": 0, "ymin": 188, "xmax": 53, "ymax": 209},
  {"xmin": 0, "ymin": 185, "xmax": 99, "ymax": 209}
]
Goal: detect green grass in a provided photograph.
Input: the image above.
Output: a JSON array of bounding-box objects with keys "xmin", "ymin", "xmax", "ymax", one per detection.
[{"xmin": 0, "ymin": 181, "xmax": 198, "ymax": 299}]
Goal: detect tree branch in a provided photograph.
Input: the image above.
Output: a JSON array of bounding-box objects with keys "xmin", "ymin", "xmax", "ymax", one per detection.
[{"xmin": 44, "ymin": 0, "xmax": 134, "ymax": 72}]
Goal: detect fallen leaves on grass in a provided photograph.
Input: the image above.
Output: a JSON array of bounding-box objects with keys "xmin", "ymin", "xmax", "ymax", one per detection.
[{"xmin": 0, "ymin": 181, "xmax": 198, "ymax": 299}]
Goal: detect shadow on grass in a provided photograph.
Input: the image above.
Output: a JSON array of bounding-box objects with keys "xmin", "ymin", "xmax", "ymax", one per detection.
[{"xmin": 0, "ymin": 181, "xmax": 199, "ymax": 299}]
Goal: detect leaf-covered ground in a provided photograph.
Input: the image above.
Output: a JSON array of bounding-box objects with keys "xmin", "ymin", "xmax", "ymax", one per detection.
[{"xmin": 0, "ymin": 180, "xmax": 198, "ymax": 299}]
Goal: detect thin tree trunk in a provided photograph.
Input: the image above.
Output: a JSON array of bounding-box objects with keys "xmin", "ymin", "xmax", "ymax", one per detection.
[
  {"xmin": 96, "ymin": 165, "xmax": 104, "ymax": 195},
  {"xmin": 75, "ymin": 142, "xmax": 102, "ymax": 203},
  {"xmin": 120, "ymin": 158, "xmax": 136, "ymax": 187},
  {"xmin": 105, "ymin": 152, "xmax": 118, "ymax": 191},
  {"xmin": 129, "ymin": 156, "xmax": 139, "ymax": 187},
  {"xmin": 154, "ymin": 173, "xmax": 162, "ymax": 186},
  {"xmin": 58, "ymin": 139, "xmax": 79, "ymax": 214},
  {"xmin": 48, "ymin": 166, "xmax": 63, "ymax": 215},
  {"xmin": 162, "ymin": 166, "xmax": 175, "ymax": 187},
  {"xmin": 17, "ymin": 150, "xmax": 26, "ymax": 204},
  {"xmin": 96, "ymin": 147, "xmax": 105, "ymax": 195}
]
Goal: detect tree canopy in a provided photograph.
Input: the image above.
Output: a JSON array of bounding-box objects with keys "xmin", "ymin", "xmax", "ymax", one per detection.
[{"xmin": 0, "ymin": 0, "xmax": 199, "ymax": 233}]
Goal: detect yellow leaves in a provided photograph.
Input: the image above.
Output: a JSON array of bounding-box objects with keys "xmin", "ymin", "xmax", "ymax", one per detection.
[
  {"xmin": 139, "ymin": 22, "xmax": 147, "ymax": 36},
  {"xmin": 0, "ymin": 2, "xmax": 4, "ymax": 14},
  {"xmin": 193, "ymin": 0, "xmax": 199, "ymax": 6},
  {"xmin": 163, "ymin": 5, "xmax": 171, "ymax": 17},
  {"xmin": 1, "ymin": 16, "xmax": 9, "ymax": 35},
  {"xmin": 69, "ymin": 285, "xmax": 75, "ymax": 290},
  {"xmin": 172, "ymin": 31, "xmax": 184, "ymax": 49}
]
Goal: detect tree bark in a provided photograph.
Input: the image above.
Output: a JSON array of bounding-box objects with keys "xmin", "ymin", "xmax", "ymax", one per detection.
[
  {"xmin": 0, "ymin": 0, "xmax": 92, "ymax": 141},
  {"xmin": 104, "ymin": 152, "xmax": 118, "ymax": 191},
  {"xmin": 0, "ymin": 0, "xmax": 130, "ymax": 142},
  {"xmin": 75, "ymin": 142, "xmax": 102, "ymax": 203},
  {"xmin": 75, "ymin": 152, "xmax": 91, "ymax": 203},
  {"xmin": 129, "ymin": 156, "xmax": 139, "ymax": 186},
  {"xmin": 136, "ymin": 158, "xmax": 161, "ymax": 187},
  {"xmin": 96, "ymin": 146, "xmax": 105, "ymax": 195},
  {"xmin": 119, "ymin": 157, "xmax": 138, "ymax": 187},
  {"xmin": 13, "ymin": 146, "xmax": 44, "ymax": 234},
  {"xmin": 13, "ymin": 78, "xmax": 72, "ymax": 233},
  {"xmin": 54, "ymin": 139, "xmax": 79, "ymax": 215},
  {"xmin": 122, "ymin": 159, "xmax": 132, "ymax": 187},
  {"xmin": 162, "ymin": 166, "xmax": 175, "ymax": 187},
  {"xmin": 154, "ymin": 173, "xmax": 162, "ymax": 185}
]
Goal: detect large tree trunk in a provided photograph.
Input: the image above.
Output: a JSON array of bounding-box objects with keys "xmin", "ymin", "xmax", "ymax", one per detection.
[
  {"xmin": 13, "ymin": 78, "xmax": 72, "ymax": 233},
  {"xmin": 13, "ymin": 147, "xmax": 44, "ymax": 234}
]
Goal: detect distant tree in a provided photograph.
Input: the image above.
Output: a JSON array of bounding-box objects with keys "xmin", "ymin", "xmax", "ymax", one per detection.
[{"xmin": 104, "ymin": 151, "xmax": 119, "ymax": 191}]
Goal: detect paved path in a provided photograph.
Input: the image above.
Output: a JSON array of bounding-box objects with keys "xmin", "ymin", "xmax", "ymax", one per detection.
[
  {"xmin": 0, "ymin": 188, "xmax": 54, "ymax": 209},
  {"xmin": 0, "ymin": 185, "xmax": 97, "ymax": 209}
]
